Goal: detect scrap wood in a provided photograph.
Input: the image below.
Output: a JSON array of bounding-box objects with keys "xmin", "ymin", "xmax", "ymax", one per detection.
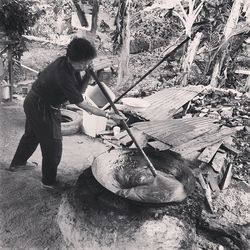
[
  {"xmin": 211, "ymin": 150, "xmax": 227, "ymax": 173},
  {"xmin": 133, "ymin": 117, "xmax": 218, "ymax": 147},
  {"xmin": 220, "ymin": 164, "xmax": 233, "ymax": 190},
  {"xmin": 128, "ymin": 85, "xmax": 203, "ymax": 121},
  {"xmin": 165, "ymin": 124, "xmax": 219, "ymax": 147},
  {"xmin": 170, "ymin": 126, "xmax": 236, "ymax": 156},
  {"xmin": 102, "ymin": 139, "xmax": 121, "ymax": 149},
  {"xmin": 197, "ymin": 172, "xmax": 214, "ymax": 213},
  {"xmin": 147, "ymin": 141, "xmax": 171, "ymax": 151},
  {"xmin": 118, "ymin": 127, "xmax": 149, "ymax": 148},
  {"xmin": 215, "ymin": 163, "xmax": 228, "ymax": 186},
  {"xmin": 116, "ymin": 130, "xmax": 128, "ymax": 140},
  {"xmin": 120, "ymin": 134, "xmax": 133, "ymax": 146},
  {"xmin": 222, "ymin": 142, "xmax": 241, "ymax": 155},
  {"xmin": 207, "ymin": 170, "xmax": 220, "ymax": 192},
  {"xmin": 198, "ymin": 141, "xmax": 223, "ymax": 163}
]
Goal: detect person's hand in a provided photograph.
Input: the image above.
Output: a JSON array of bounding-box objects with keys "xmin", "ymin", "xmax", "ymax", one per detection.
[
  {"xmin": 87, "ymin": 62, "xmax": 94, "ymax": 71},
  {"xmin": 108, "ymin": 112, "xmax": 126, "ymax": 121}
]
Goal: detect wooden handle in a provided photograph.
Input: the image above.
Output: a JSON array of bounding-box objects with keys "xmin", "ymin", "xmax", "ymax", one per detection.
[{"xmin": 89, "ymin": 68, "xmax": 157, "ymax": 177}]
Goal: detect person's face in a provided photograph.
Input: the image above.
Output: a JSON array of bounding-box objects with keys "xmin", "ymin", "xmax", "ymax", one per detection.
[{"xmin": 70, "ymin": 59, "xmax": 92, "ymax": 72}]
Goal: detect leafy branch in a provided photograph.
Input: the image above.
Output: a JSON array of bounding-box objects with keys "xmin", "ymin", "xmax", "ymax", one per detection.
[
  {"xmin": 173, "ymin": 0, "xmax": 204, "ymax": 37},
  {"xmin": 0, "ymin": 0, "xmax": 40, "ymax": 58}
]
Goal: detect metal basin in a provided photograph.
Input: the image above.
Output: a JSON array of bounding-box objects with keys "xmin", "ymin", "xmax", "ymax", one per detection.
[{"xmin": 91, "ymin": 149, "xmax": 195, "ymax": 204}]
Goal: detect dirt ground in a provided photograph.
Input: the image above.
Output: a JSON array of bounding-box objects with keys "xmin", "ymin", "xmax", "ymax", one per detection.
[
  {"xmin": 1, "ymin": 100, "xmax": 250, "ymax": 250},
  {"xmin": 0, "ymin": 100, "xmax": 107, "ymax": 250}
]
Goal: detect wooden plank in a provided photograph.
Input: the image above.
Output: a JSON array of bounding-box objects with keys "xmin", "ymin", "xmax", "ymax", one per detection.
[
  {"xmin": 165, "ymin": 125, "xmax": 219, "ymax": 147},
  {"xmin": 207, "ymin": 170, "xmax": 220, "ymax": 192},
  {"xmin": 147, "ymin": 141, "xmax": 171, "ymax": 151},
  {"xmin": 136, "ymin": 86, "xmax": 203, "ymax": 121},
  {"xmin": 220, "ymin": 164, "xmax": 233, "ymax": 189},
  {"xmin": 198, "ymin": 141, "xmax": 223, "ymax": 163},
  {"xmin": 212, "ymin": 151, "xmax": 227, "ymax": 173},
  {"xmin": 116, "ymin": 130, "xmax": 128, "ymax": 140},
  {"xmin": 198, "ymin": 173, "xmax": 214, "ymax": 213},
  {"xmin": 216, "ymin": 163, "xmax": 228, "ymax": 186},
  {"xmin": 120, "ymin": 134, "xmax": 132, "ymax": 146},
  {"xmin": 133, "ymin": 118, "xmax": 218, "ymax": 146},
  {"xmin": 222, "ymin": 143, "xmax": 241, "ymax": 155},
  {"xmin": 170, "ymin": 127, "xmax": 236, "ymax": 156},
  {"xmin": 181, "ymin": 150, "xmax": 201, "ymax": 161}
]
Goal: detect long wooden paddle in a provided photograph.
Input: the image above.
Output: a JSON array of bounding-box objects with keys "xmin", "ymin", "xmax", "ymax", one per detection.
[{"xmin": 88, "ymin": 68, "xmax": 157, "ymax": 177}]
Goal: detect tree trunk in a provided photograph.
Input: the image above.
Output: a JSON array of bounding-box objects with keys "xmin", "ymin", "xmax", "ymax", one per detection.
[
  {"xmin": 210, "ymin": 0, "xmax": 243, "ymax": 87},
  {"xmin": 116, "ymin": 0, "xmax": 131, "ymax": 90},
  {"xmin": 71, "ymin": 0, "xmax": 99, "ymax": 43}
]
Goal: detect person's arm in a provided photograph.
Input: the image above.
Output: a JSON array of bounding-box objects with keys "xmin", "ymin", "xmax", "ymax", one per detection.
[{"xmin": 76, "ymin": 100, "xmax": 124, "ymax": 120}]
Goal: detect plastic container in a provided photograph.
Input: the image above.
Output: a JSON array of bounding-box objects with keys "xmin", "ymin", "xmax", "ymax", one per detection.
[
  {"xmin": 1, "ymin": 83, "xmax": 10, "ymax": 100},
  {"xmin": 85, "ymin": 82, "xmax": 115, "ymax": 108},
  {"xmin": 113, "ymin": 126, "xmax": 121, "ymax": 138},
  {"xmin": 80, "ymin": 95, "xmax": 107, "ymax": 137},
  {"xmin": 81, "ymin": 111, "xmax": 107, "ymax": 137}
]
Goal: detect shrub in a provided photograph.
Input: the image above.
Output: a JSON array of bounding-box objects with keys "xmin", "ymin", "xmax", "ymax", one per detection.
[{"xmin": 0, "ymin": 0, "xmax": 40, "ymax": 58}]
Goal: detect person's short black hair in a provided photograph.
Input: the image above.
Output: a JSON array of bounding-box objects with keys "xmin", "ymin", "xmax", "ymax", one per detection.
[{"xmin": 66, "ymin": 38, "xmax": 97, "ymax": 62}]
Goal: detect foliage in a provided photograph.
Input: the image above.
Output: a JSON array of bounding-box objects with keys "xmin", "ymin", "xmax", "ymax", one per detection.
[
  {"xmin": 0, "ymin": 0, "xmax": 40, "ymax": 58},
  {"xmin": 173, "ymin": 0, "xmax": 204, "ymax": 37}
]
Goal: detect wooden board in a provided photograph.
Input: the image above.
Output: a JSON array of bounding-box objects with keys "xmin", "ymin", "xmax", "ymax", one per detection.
[
  {"xmin": 133, "ymin": 117, "xmax": 218, "ymax": 147},
  {"xmin": 128, "ymin": 86, "xmax": 203, "ymax": 121},
  {"xmin": 212, "ymin": 151, "xmax": 227, "ymax": 173},
  {"xmin": 170, "ymin": 127, "xmax": 236, "ymax": 156},
  {"xmin": 147, "ymin": 141, "xmax": 171, "ymax": 151},
  {"xmin": 220, "ymin": 164, "xmax": 233, "ymax": 189},
  {"xmin": 207, "ymin": 170, "xmax": 220, "ymax": 192},
  {"xmin": 198, "ymin": 141, "xmax": 223, "ymax": 163},
  {"xmin": 165, "ymin": 125, "xmax": 219, "ymax": 147},
  {"xmin": 222, "ymin": 143, "xmax": 241, "ymax": 155}
]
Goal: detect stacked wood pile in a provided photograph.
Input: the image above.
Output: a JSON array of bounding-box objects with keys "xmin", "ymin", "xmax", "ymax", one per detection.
[{"xmin": 99, "ymin": 84, "xmax": 250, "ymax": 214}]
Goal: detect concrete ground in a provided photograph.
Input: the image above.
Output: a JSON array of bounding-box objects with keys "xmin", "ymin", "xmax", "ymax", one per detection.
[{"xmin": 0, "ymin": 101, "xmax": 107, "ymax": 250}]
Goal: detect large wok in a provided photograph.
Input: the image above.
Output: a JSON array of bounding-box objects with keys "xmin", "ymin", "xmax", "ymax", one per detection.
[{"xmin": 91, "ymin": 149, "xmax": 195, "ymax": 204}]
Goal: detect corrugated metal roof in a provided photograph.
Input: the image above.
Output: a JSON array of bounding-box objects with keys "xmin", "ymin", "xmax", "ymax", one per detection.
[
  {"xmin": 127, "ymin": 85, "xmax": 203, "ymax": 121},
  {"xmin": 133, "ymin": 117, "xmax": 220, "ymax": 147}
]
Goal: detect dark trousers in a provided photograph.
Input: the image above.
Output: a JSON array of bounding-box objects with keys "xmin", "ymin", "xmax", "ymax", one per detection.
[{"xmin": 11, "ymin": 90, "xmax": 62, "ymax": 185}]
